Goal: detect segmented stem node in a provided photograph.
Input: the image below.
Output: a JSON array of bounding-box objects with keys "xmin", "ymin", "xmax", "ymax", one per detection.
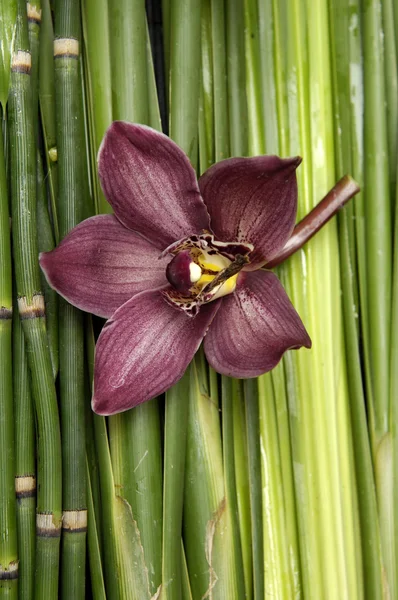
[
  {"xmin": 17, "ymin": 293, "xmax": 45, "ymax": 320},
  {"xmin": 27, "ymin": 3, "xmax": 42, "ymax": 24},
  {"xmin": 0, "ymin": 307, "xmax": 12, "ymax": 319},
  {"xmin": 54, "ymin": 38, "xmax": 79, "ymax": 59},
  {"xmin": 15, "ymin": 475, "xmax": 36, "ymax": 499},
  {"xmin": 11, "ymin": 51, "xmax": 32, "ymax": 74},
  {"xmin": 0, "ymin": 562, "xmax": 19, "ymax": 581},
  {"xmin": 36, "ymin": 513, "xmax": 62, "ymax": 538},
  {"xmin": 62, "ymin": 510, "xmax": 88, "ymax": 533}
]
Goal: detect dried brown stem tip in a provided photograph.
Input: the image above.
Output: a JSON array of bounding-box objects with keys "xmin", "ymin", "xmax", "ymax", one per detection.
[{"xmin": 266, "ymin": 175, "xmax": 360, "ymax": 269}]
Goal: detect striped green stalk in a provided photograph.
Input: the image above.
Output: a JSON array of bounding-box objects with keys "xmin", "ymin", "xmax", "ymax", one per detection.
[
  {"xmin": 211, "ymin": 0, "xmax": 229, "ymax": 161},
  {"xmin": 244, "ymin": 380, "xmax": 264, "ymax": 600},
  {"xmin": 198, "ymin": 0, "xmax": 214, "ymax": 173},
  {"xmin": 231, "ymin": 385, "xmax": 252, "ymax": 599},
  {"xmin": 37, "ymin": 152, "xmax": 58, "ymax": 376},
  {"xmin": 162, "ymin": 373, "xmax": 190, "ymax": 600},
  {"xmin": 81, "ymin": 0, "xmax": 112, "ymax": 214},
  {"xmin": 13, "ymin": 302, "xmax": 36, "ymax": 599},
  {"xmin": 221, "ymin": 378, "xmax": 246, "ymax": 598},
  {"xmin": 107, "ymin": 3, "xmax": 162, "ymax": 592},
  {"xmin": 243, "ymin": 0, "xmax": 265, "ymax": 154},
  {"xmin": 184, "ymin": 356, "xmax": 240, "ymax": 599},
  {"xmin": 258, "ymin": 374, "xmax": 297, "ymax": 598},
  {"xmin": 8, "ymin": 0, "xmax": 62, "ymax": 595},
  {"xmin": 0, "ymin": 0, "xmax": 17, "ymax": 108},
  {"xmin": 382, "ymin": 0, "xmax": 398, "ymax": 196},
  {"xmin": 363, "ymin": 0, "xmax": 391, "ymax": 444},
  {"xmin": 86, "ymin": 459, "xmax": 106, "ymax": 600},
  {"xmin": 363, "ymin": 1, "xmax": 395, "ymax": 594},
  {"xmin": 391, "ymin": 164, "xmax": 398, "ymax": 600},
  {"xmin": 53, "ymin": 1, "xmax": 88, "ymax": 596},
  {"xmin": 0, "ymin": 112, "xmax": 18, "ymax": 596},
  {"xmin": 225, "ymin": 0, "xmax": 247, "ymax": 157},
  {"xmin": 39, "ymin": 0, "xmax": 59, "ymax": 243},
  {"xmin": 330, "ymin": 0, "xmax": 384, "ymax": 595},
  {"xmin": 277, "ymin": 0, "xmax": 363, "ymax": 597}
]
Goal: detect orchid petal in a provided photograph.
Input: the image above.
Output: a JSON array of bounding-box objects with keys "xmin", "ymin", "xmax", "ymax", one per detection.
[
  {"xmin": 199, "ymin": 155, "xmax": 301, "ymax": 269},
  {"xmin": 40, "ymin": 215, "xmax": 169, "ymax": 318},
  {"xmin": 92, "ymin": 290, "xmax": 220, "ymax": 415},
  {"xmin": 98, "ymin": 122, "xmax": 210, "ymax": 248},
  {"xmin": 204, "ymin": 270, "xmax": 311, "ymax": 377}
]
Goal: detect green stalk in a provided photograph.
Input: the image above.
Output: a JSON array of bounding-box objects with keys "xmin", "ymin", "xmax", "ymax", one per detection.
[
  {"xmin": 211, "ymin": 0, "xmax": 229, "ymax": 161},
  {"xmin": 243, "ymin": 0, "xmax": 265, "ymax": 154},
  {"xmin": 221, "ymin": 378, "xmax": 246, "ymax": 598},
  {"xmin": 244, "ymin": 380, "xmax": 264, "ymax": 600},
  {"xmin": 257, "ymin": 374, "xmax": 295, "ymax": 598},
  {"xmin": 53, "ymin": 1, "xmax": 89, "ymax": 596},
  {"xmin": 330, "ymin": 0, "xmax": 384, "ymax": 595},
  {"xmin": 39, "ymin": 0, "xmax": 59, "ymax": 243},
  {"xmin": 0, "ymin": 114, "xmax": 18, "ymax": 597},
  {"xmin": 162, "ymin": 373, "xmax": 190, "ymax": 600},
  {"xmin": 13, "ymin": 303, "xmax": 36, "ymax": 599},
  {"xmin": 86, "ymin": 459, "xmax": 106, "ymax": 600},
  {"xmin": 81, "ymin": 0, "xmax": 112, "ymax": 214},
  {"xmin": 363, "ymin": 0, "xmax": 391, "ymax": 443},
  {"xmin": 257, "ymin": 0, "xmax": 278, "ymax": 153},
  {"xmin": 36, "ymin": 152, "xmax": 58, "ymax": 376},
  {"xmin": 225, "ymin": 0, "xmax": 247, "ymax": 156},
  {"xmin": 183, "ymin": 357, "xmax": 240, "ymax": 599},
  {"xmin": 391, "ymin": 167, "xmax": 398, "ymax": 600},
  {"xmin": 382, "ymin": 0, "xmax": 398, "ymax": 196},
  {"xmin": 198, "ymin": 0, "xmax": 214, "ymax": 173},
  {"xmin": 9, "ymin": 1, "xmax": 62, "ymax": 596},
  {"xmin": 231, "ymin": 392, "xmax": 252, "ymax": 599}
]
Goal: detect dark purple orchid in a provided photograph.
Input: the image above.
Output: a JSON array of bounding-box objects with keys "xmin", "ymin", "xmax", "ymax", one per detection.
[{"xmin": 40, "ymin": 122, "xmax": 311, "ymax": 415}]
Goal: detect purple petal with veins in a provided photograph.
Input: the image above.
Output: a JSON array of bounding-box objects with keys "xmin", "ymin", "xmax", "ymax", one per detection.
[
  {"xmin": 40, "ymin": 215, "xmax": 169, "ymax": 318},
  {"xmin": 92, "ymin": 289, "xmax": 220, "ymax": 414},
  {"xmin": 98, "ymin": 121, "xmax": 210, "ymax": 248},
  {"xmin": 199, "ymin": 155, "xmax": 300, "ymax": 269},
  {"xmin": 204, "ymin": 269, "xmax": 311, "ymax": 377}
]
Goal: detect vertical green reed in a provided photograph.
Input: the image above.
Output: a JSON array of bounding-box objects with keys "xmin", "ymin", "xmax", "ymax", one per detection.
[
  {"xmin": 53, "ymin": 0, "xmax": 88, "ymax": 596},
  {"xmin": 9, "ymin": 1, "xmax": 62, "ymax": 596},
  {"xmin": 0, "ymin": 111, "xmax": 18, "ymax": 598}
]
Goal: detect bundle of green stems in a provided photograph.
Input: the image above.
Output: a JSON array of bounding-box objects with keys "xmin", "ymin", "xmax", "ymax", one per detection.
[{"xmin": 0, "ymin": 0, "xmax": 397, "ymax": 598}]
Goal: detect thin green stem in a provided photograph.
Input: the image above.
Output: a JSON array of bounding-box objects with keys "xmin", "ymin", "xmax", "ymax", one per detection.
[
  {"xmin": 9, "ymin": 1, "xmax": 62, "ymax": 595},
  {"xmin": 0, "ymin": 113, "xmax": 18, "ymax": 598},
  {"xmin": 54, "ymin": 1, "xmax": 88, "ymax": 596}
]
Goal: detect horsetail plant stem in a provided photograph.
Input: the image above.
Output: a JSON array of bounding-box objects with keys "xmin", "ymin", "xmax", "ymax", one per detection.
[
  {"xmin": 13, "ymin": 303, "xmax": 36, "ymax": 599},
  {"xmin": 0, "ymin": 112, "xmax": 18, "ymax": 599},
  {"xmin": 39, "ymin": 0, "xmax": 59, "ymax": 243},
  {"xmin": 8, "ymin": 1, "xmax": 62, "ymax": 595},
  {"xmin": 53, "ymin": 0, "xmax": 89, "ymax": 595}
]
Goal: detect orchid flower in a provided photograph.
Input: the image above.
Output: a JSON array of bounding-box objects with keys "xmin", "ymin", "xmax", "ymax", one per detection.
[{"xmin": 40, "ymin": 122, "xmax": 311, "ymax": 415}]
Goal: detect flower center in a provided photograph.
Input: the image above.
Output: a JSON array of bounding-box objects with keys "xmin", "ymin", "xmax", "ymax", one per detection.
[
  {"xmin": 163, "ymin": 232, "xmax": 254, "ymax": 315},
  {"xmin": 166, "ymin": 248, "xmax": 248, "ymax": 302}
]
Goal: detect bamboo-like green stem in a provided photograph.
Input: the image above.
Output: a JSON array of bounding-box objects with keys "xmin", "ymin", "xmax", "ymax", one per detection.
[
  {"xmin": 363, "ymin": 0, "xmax": 392, "ymax": 443},
  {"xmin": 211, "ymin": 0, "xmax": 229, "ymax": 161},
  {"xmin": 81, "ymin": 0, "xmax": 112, "ymax": 214},
  {"xmin": 13, "ymin": 302, "xmax": 36, "ymax": 600},
  {"xmin": 9, "ymin": 1, "xmax": 62, "ymax": 596},
  {"xmin": 39, "ymin": 0, "xmax": 59, "ymax": 243},
  {"xmin": 53, "ymin": 1, "xmax": 88, "ymax": 596},
  {"xmin": 0, "ymin": 114, "xmax": 18, "ymax": 598},
  {"xmin": 162, "ymin": 373, "xmax": 190, "ymax": 600},
  {"xmin": 221, "ymin": 378, "xmax": 246, "ymax": 598},
  {"xmin": 37, "ymin": 152, "xmax": 58, "ymax": 376},
  {"xmin": 243, "ymin": 380, "xmax": 264, "ymax": 600},
  {"xmin": 86, "ymin": 459, "xmax": 106, "ymax": 600}
]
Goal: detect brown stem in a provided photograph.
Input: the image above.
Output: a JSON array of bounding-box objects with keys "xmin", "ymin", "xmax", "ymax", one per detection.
[{"xmin": 265, "ymin": 175, "xmax": 360, "ymax": 269}]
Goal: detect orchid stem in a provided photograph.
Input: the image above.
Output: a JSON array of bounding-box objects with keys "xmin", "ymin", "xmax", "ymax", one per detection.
[{"xmin": 266, "ymin": 175, "xmax": 360, "ymax": 269}]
